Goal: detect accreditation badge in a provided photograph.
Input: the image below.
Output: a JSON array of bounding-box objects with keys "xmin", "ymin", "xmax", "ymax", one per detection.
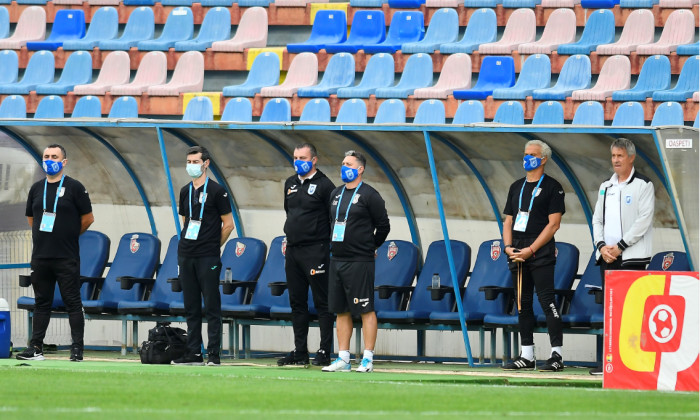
[
  {"xmin": 332, "ymin": 221, "xmax": 346, "ymax": 242},
  {"xmin": 513, "ymin": 211, "xmax": 530, "ymax": 232},
  {"xmin": 40, "ymin": 212, "xmax": 56, "ymax": 232},
  {"xmin": 184, "ymin": 220, "xmax": 202, "ymax": 240}
]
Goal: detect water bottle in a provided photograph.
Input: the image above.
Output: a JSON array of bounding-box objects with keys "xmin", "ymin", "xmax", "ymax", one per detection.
[
  {"xmin": 225, "ymin": 267, "xmax": 232, "ymax": 283},
  {"xmin": 432, "ymin": 273, "xmax": 440, "ymax": 290}
]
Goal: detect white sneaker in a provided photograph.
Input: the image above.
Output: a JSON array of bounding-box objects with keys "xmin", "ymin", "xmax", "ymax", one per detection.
[
  {"xmin": 322, "ymin": 357, "xmax": 351, "ymax": 372},
  {"xmin": 356, "ymin": 358, "xmax": 373, "ymax": 373}
]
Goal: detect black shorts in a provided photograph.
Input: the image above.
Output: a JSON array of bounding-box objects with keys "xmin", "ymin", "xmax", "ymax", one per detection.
[{"xmin": 328, "ymin": 259, "xmax": 375, "ymax": 316}]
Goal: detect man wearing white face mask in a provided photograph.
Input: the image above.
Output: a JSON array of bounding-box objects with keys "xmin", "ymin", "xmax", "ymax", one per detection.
[{"xmin": 173, "ymin": 146, "xmax": 234, "ymax": 366}]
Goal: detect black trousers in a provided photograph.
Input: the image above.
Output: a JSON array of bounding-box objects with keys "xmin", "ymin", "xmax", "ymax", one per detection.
[
  {"xmin": 285, "ymin": 243, "xmax": 333, "ymax": 354},
  {"xmin": 30, "ymin": 258, "xmax": 84, "ymax": 348},
  {"xmin": 178, "ymin": 255, "xmax": 222, "ymax": 355}
]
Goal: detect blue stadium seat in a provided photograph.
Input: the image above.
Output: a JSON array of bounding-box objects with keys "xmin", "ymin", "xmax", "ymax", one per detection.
[
  {"xmin": 388, "ymin": 0, "xmax": 424, "ymax": 7},
  {"xmin": 677, "ymin": 42, "xmax": 699, "ymax": 56},
  {"xmin": 200, "ymin": 0, "xmax": 234, "ymax": 5},
  {"xmin": 297, "ymin": 53, "xmax": 355, "ymax": 97},
  {"xmin": 335, "ymin": 99, "xmax": 367, "ymax": 123},
  {"xmin": 108, "ymin": 96, "xmax": 139, "ymax": 118},
  {"xmin": 572, "ymin": 101, "xmax": 604, "ymax": 125},
  {"xmin": 651, "ymin": 101, "xmax": 684, "ymax": 126},
  {"xmin": 611, "ymin": 101, "xmax": 645, "ymax": 126},
  {"xmin": 375, "ymin": 53, "xmax": 432, "ymax": 98},
  {"xmin": 413, "ymin": 100, "xmax": 446, "ymax": 124},
  {"xmin": 648, "ymin": 251, "xmax": 691, "ymax": 271},
  {"xmin": 0, "ymin": 50, "xmax": 54, "ymax": 94},
  {"xmin": 559, "ymin": 252, "xmax": 602, "ymax": 327},
  {"xmin": 695, "ymin": 112, "xmax": 699, "ymax": 128},
  {"xmin": 492, "ymin": 54, "xmax": 551, "ymax": 100},
  {"xmin": 453, "ymin": 56, "xmax": 516, "ymax": 100},
  {"xmin": 26, "ymin": 9, "xmax": 85, "ymax": 51},
  {"xmin": 336, "ymin": 53, "xmax": 394, "ymax": 98},
  {"xmin": 34, "ymin": 96, "xmax": 64, "ymax": 119},
  {"xmin": 620, "ymin": 0, "xmax": 657, "ymax": 6},
  {"xmin": 492, "ymin": 101, "xmax": 524, "ymax": 124},
  {"xmin": 300, "ymin": 98, "xmax": 331, "ymax": 122},
  {"xmin": 174, "ymin": 7, "xmax": 230, "ymax": 51},
  {"xmin": 440, "ymin": 8, "xmax": 497, "ymax": 54},
  {"xmin": 0, "ymin": 6, "xmax": 9, "ymax": 39},
  {"xmin": 612, "ymin": 55, "xmax": 670, "ymax": 102},
  {"xmin": 557, "ymin": 10, "xmax": 615, "ymax": 55},
  {"xmin": 401, "ymin": 8, "xmax": 457, "ymax": 54},
  {"xmin": 362, "ymin": 11, "xmax": 424, "ymax": 54},
  {"xmin": 286, "ymin": 10, "xmax": 347, "ymax": 54},
  {"xmin": 374, "ymin": 99, "xmax": 406, "ymax": 123},
  {"xmin": 652, "ymin": 56, "xmax": 699, "ymax": 102},
  {"xmin": 238, "ymin": 0, "xmax": 272, "ymax": 6},
  {"xmin": 373, "ymin": 240, "xmax": 419, "ymax": 314},
  {"xmin": 161, "ymin": 0, "xmax": 193, "ymax": 5},
  {"xmin": 503, "ymin": 0, "xmax": 541, "ymax": 6},
  {"xmin": 581, "ymin": 0, "xmax": 619, "ymax": 7},
  {"xmin": 35, "ymin": 51, "xmax": 92, "ymax": 95},
  {"xmin": 532, "ymin": 54, "xmax": 590, "ymax": 100},
  {"xmin": 531, "ymin": 101, "xmax": 564, "ymax": 125},
  {"xmin": 98, "ymin": 7, "xmax": 154, "ymax": 50},
  {"xmin": 72, "ymin": 96, "xmax": 102, "ymax": 118},
  {"xmin": 260, "ymin": 98, "xmax": 291, "ymax": 122},
  {"xmin": 324, "ymin": 10, "xmax": 386, "ymax": 54},
  {"xmin": 222, "ymin": 52, "xmax": 280, "ymax": 97},
  {"xmin": 0, "ymin": 95, "xmax": 26, "ymax": 118},
  {"xmin": 465, "ymin": 0, "xmax": 501, "ymax": 6},
  {"xmin": 62, "ymin": 7, "xmax": 118, "ymax": 51},
  {"xmin": 0, "ymin": 50, "xmax": 18, "ymax": 85},
  {"xmin": 15, "ymin": 0, "xmax": 48, "ymax": 3},
  {"xmin": 183, "ymin": 96, "xmax": 213, "ymax": 121},
  {"xmin": 137, "ymin": 7, "xmax": 193, "ymax": 51},
  {"xmin": 349, "ymin": 0, "xmax": 385, "ymax": 6},
  {"xmin": 124, "ymin": 0, "xmax": 155, "ymax": 4},
  {"xmin": 221, "ymin": 97, "xmax": 253, "ymax": 122},
  {"xmin": 452, "ymin": 100, "xmax": 484, "ymax": 124}
]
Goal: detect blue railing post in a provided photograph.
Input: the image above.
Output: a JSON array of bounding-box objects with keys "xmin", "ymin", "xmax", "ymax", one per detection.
[{"xmin": 156, "ymin": 127, "xmax": 182, "ymax": 238}]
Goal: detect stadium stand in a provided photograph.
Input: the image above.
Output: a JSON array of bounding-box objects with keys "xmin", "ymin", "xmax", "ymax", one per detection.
[
  {"xmin": 324, "ymin": 10, "xmax": 386, "ymax": 53},
  {"xmin": 531, "ymin": 100, "xmax": 565, "ymax": 124},
  {"xmin": 335, "ymin": 98, "xmax": 368, "ymax": 123},
  {"xmin": 439, "ymin": 7, "xmax": 497, "ymax": 54},
  {"xmin": 452, "ymin": 100, "xmax": 485, "ymax": 124},
  {"xmin": 108, "ymin": 96, "xmax": 139, "ymax": 118},
  {"xmin": 636, "ymin": 9, "xmax": 695, "ymax": 55},
  {"xmin": 478, "ymin": 8, "xmax": 536, "ymax": 54},
  {"xmin": 297, "ymin": 52, "xmax": 355, "ymax": 98},
  {"xmin": 413, "ymin": 53, "xmax": 471, "ymax": 99},
  {"xmin": 183, "ymin": 96, "xmax": 213, "ymax": 121},
  {"xmin": 612, "ymin": 55, "xmax": 671, "ymax": 101},
  {"xmin": 98, "ymin": 6, "xmax": 154, "ymax": 50},
  {"xmin": 73, "ymin": 51, "xmax": 130, "ymax": 95},
  {"xmin": 492, "ymin": 101, "xmax": 525, "ymax": 124},
  {"xmin": 35, "ymin": 51, "xmax": 92, "ymax": 95},
  {"xmin": 571, "ymin": 55, "xmax": 630, "ymax": 100},
  {"xmin": 572, "ymin": 100, "xmax": 604, "ymax": 125},
  {"xmin": 375, "ymin": 53, "xmax": 433, "ymax": 98},
  {"xmin": 413, "ymin": 100, "xmax": 446, "ymax": 124},
  {"xmin": 362, "ymin": 11, "xmax": 424, "ymax": 54},
  {"xmin": 557, "ymin": 9, "xmax": 615, "ymax": 55},
  {"xmin": 222, "ymin": 52, "xmax": 280, "ymax": 97},
  {"xmin": 651, "ymin": 55, "xmax": 699, "ymax": 101},
  {"xmin": 62, "ymin": 7, "xmax": 118, "ymax": 50},
  {"xmin": 71, "ymin": 95, "xmax": 102, "ymax": 117},
  {"xmin": 0, "ymin": 6, "xmax": 8, "ymax": 38},
  {"xmin": 651, "ymin": 101, "xmax": 684, "ymax": 126},
  {"xmin": 211, "ymin": 7, "xmax": 268, "ymax": 52},
  {"xmin": 518, "ymin": 8, "xmax": 576, "ymax": 54},
  {"xmin": 677, "ymin": 42, "xmax": 699, "ymax": 55},
  {"xmin": 33, "ymin": 95, "xmax": 64, "ymax": 119},
  {"xmin": 401, "ymin": 8, "xmax": 458, "ymax": 53},
  {"xmin": 648, "ymin": 251, "xmax": 691, "ymax": 271},
  {"xmin": 260, "ymin": 98, "xmax": 292, "ymax": 122},
  {"xmin": 260, "ymin": 52, "xmax": 317, "ymax": 97},
  {"xmin": 137, "ymin": 7, "xmax": 193, "ymax": 51},
  {"xmin": 596, "ymin": 9, "xmax": 654, "ymax": 55},
  {"xmin": 26, "ymin": 9, "xmax": 84, "ymax": 51},
  {"xmin": 221, "ymin": 97, "xmax": 253, "ymax": 122},
  {"xmin": 0, "ymin": 50, "xmax": 18, "ymax": 85},
  {"xmin": 286, "ymin": 10, "xmax": 347, "ymax": 53},
  {"xmin": 110, "ymin": 51, "xmax": 167, "ymax": 95},
  {"xmin": 174, "ymin": 7, "xmax": 231, "ymax": 51},
  {"xmin": 0, "ymin": 50, "xmax": 54, "ymax": 94},
  {"xmin": 0, "ymin": 6, "xmax": 45, "ymax": 49},
  {"xmin": 299, "ymin": 98, "xmax": 331, "ymax": 122},
  {"xmin": 336, "ymin": 53, "xmax": 394, "ymax": 98},
  {"xmin": 148, "ymin": 51, "xmax": 204, "ymax": 96},
  {"xmin": 453, "ymin": 56, "xmax": 516, "ymax": 100},
  {"xmin": 532, "ymin": 54, "xmax": 591, "ymax": 100},
  {"xmin": 374, "ymin": 99, "xmax": 406, "ymax": 123},
  {"xmin": 611, "ymin": 101, "xmax": 645, "ymax": 126},
  {"xmin": 492, "ymin": 54, "xmax": 551, "ymax": 100}
]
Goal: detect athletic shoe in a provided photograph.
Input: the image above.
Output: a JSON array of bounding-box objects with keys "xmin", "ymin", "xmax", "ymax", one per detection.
[
  {"xmin": 539, "ymin": 351, "xmax": 564, "ymax": 372},
  {"xmin": 16, "ymin": 345, "xmax": 44, "ymax": 361},
  {"xmin": 322, "ymin": 357, "xmax": 351, "ymax": 372},
  {"xmin": 171, "ymin": 354, "xmax": 204, "ymax": 366},
  {"xmin": 311, "ymin": 349, "xmax": 331, "ymax": 366},
  {"xmin": 502, "ymin": 356, "xmax": 535, "ymax": 370},
  {"xmin": 277, "ymin": 349, "xmax": 309, "ymax": 366},
  {"xmin": 589, "ymin": 365, "xmax": 603, "ymax": 376},
  {"xmin": 356, "ymin": 358, "xmax": 373, "ymax": 373},
  {"xmin": 207, "ymin": 352, "xmax": 220, "ymax": 366},
  {"xmin": 69, "ymin": 344, "xmax": 83, "ymax": 362}
]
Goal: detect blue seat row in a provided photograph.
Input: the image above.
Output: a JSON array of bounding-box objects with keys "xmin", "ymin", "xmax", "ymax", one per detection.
[{"xmin": 0, "ymin": 94, "xmax": 139, "ymax": 118}]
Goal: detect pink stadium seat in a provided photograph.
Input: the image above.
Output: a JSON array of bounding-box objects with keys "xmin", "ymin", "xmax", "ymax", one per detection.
[
  {"xmin": 518, "ymin": 8, "xmax": 576, "ymax": 54},
  {"xmin": 211, "ymin": 7, "xmax": 267, "ymax": 52},
  {"xmin": 0, "ymin": 7, "xmax": 46, "ymax": 50},
  {"xmin": 636, "ymin": 10, "xmax": 695, "ymax": 55},
  {"xmin": 426, "ymin": 0, "xmax": 459, "ymax": 6},
  {"xmin": 479, "ymin": 8, "xmax": 536, "ymax": 54},
  {"xmin": 276, "ymin": 0, "xmax": 328, "ymax": 5},
  {"xmin": 110, "ymin": 51, "xmax": 167, "ymax": 96},
  {"xmin": 88, "ymin": 0, "xmax": 121, "ymax": 4},
  {"xmin": 541, "ymin": 0, "xmax": 579, "ymax": 6},
  {"xmin": 658, "ymin": 0, "xmax": 699, "ymax": 7},
  {"xmin": 596, "ymin": 9, "xmax": 654, "ymax": 55},
  {"xmin": 260, "ymin": 52, "xmax": 318, "ymax": 97},
  {"xmin": 147, "ymin": 51, "xmax": 204, "ymax": 96},
  {"xmin": 413, "ymin": 53, "xmax": 471, "ymax": 99},
  {"xmin": 73, "ymin": 51, "xmax": 130, "ymax": 95},
  {"xmin": 572, "ymin": 55, "xmax": 630, "ymax": 100}
]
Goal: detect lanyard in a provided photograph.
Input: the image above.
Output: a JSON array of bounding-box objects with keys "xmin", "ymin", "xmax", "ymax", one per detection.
[
  {"xmin": 43, "ymin": 175, "xmax": 65, "ymax": 212},
  {"xmin": 335, "ymin": 182, "xmax": 362, "ymax": 223},
  {"xmin": 188, "ymin": 177, "xmax": 209, "ymax": 220},
  {"xmin": 518, "ymin": 175, "xmax": 544, "ymax": 213}
]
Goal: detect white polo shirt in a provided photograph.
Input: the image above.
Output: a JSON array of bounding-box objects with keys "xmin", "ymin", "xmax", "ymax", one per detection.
[{"xmin": 604, "ymin": 168, "xmax": 634, "ymax": 246}]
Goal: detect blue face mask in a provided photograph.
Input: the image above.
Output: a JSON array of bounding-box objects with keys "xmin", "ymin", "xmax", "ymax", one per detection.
[
  {"xmin": 523, "ymin": 155, "xmax": 542, "ymax": 171},
  {"xmin": 341, "ymin": 165, "xmax": 359, "ymax": 183},
  {"xmin": 43, "ymin": 160, "xmax": 63, "ymax": 176},
  {"xmin": 294, "ymin": 160, "xmax": 312, "ymax": 176},
  {"xmin": 186, "ymin": 163, "xmax": 203, "ymax": 178}
]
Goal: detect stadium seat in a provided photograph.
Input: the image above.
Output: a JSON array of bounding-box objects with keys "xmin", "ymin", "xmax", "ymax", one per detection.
[
  {"xmin": 453, "ymin": 56, "xmax": 516, "ymax": 100},
  {"xmin": 89, "ymin": 0, "xmax": 121, "ymax": 4},
  {"xmin": 174, "ymin": 7, "xmax": 230, "ymax": 51},
  {"xmin": 349, "ymin": 0, "xmax": 385, "ymax": 6},
  {"xmin": 108, "ymin": 96, "xmax": 139, "ymax": 118},
  {"xmin": 33, "ymin": 96, "xmax": 64, "ymax": 119},
  {"xmin": 375, "ymin": 53, "xmax": 432, "ymax": 98},
  {"xmin": 612, "ymin": 55, "xmax": 670, "ymax": 101},
  {"xmin": 362, "ymin": 11, "xmax": 423, "ymax": 54},
  {"xmin": 413, "ymin": 100, "xmax": 446, "ymax": 124},
  {"xmin": 492, "ymin": 54, "xmax": 551, "ymax": 100},
  {"xmin": 0, "ymin": 50, "xmax": 54, "ymax": 94},
  {"xmin": 596, "ymin": 9, "xmax": 654, "ymax": 55},
  {"xmin": 650, "ymin": 101, "xmax": 684, "ymax": 126},
  {"xmin": 611, "ymin": 101, "xmax": 645, "ymax": 126},
  {"xmin": 0, "ymin": 6, "xmax": 45, "ymax": 49},
  {"xmin": 518, "ymin": 8, "xmax": 576, "ymax": 54},
  {"xmin": 372, "ymin": 240, "xmax": 419, "ymax": 314},
  {"xmin": 531, "ymin": 101, "xmax": 564, "ymax": 125},
  {"xmin": 695, "ymin": 110, "xmax": 699, "ymax": 127},
  {"xmin": 557, "ymin": 9, "xmax": 614, "ymax": 55},
  {"xmin": 35, "ymin": 51, "xmax": 92, "ymax": 95},
  {"xmin": 110, "ymin": 51, "xmax": 167, "ymax": 95},
  {"xmin": 73, "ymin": 51, "xmax": 130, "ymax": 95},
  {"xmin": 0, "ymin": 95, "xmax": 26, "ymax": 118},
  {"xmin": 452, "ymin": 100, "xmax": 485, "ymax": 124},
  {"xmin": 183, "ymin": 96, "xmax": 213, "ymax": 121},
  {"xmin": 559, "ymin": 252, "xmax": 601, "ymax": 328},
  {"xmin": 503, "ymin": 0, "xmax": 541, "ymax": 6},
  {"xmin": 260, "ymin": 98, "xmax": 291, "ymax": 122},
  {"xmin": 300, "ymin": 98, "xmax": 331, "ymax": 122},
  {"xmin": 260, "ymin": 52, "xmax": 317, "ymax": 97},
  {"xmin": 478, "ymin": 8, "xmax": 535, "ymax": 54},
  {"xmin": 677, "ymin": 42, "xmax": 699, "ymax": 56},
  {"xmin": 532, "ymin": 54, "xmax": 590, "ymax": 100},
  {"xmin": 648, "ymin": 251, "xmax": 691, "ymax": 271},
  {"xmin": 297, "ymin": 53, "xmax": 355, "ymax": 98},
  {"xmin": 222, "ymin": 52, "xmax": 279, "ymax": 97},
  {"xmin": 238, "ymin": 0, "xmax": 272, "ymax": 6},
  {"xmin": 374, "ymin": 99, "xmax": 406, "ymax": 123},
  {"xmin": 652, "ymin": 55, "xmax": 699, "ymax": 101},
  {"xmin": 211, "ymin": 7, "xmax": 267, "ymax": 52},
  {"xmin": 324, "ymin": 10, "xmax": 386, "ymax": 53},
  {"xmin": 286, "ymin": 10, "xmax": 347, "ymax": 53},
  {"xmin": 541, "ymin": 0, "xmax": 577, "ymax": 6},
  {"xmin": 388, "ymin": 0, "xmax": 424, "ymax": 6},
  {"xmin": 221, "ymin": 97, "xmax": 253, "ymax": 122},
  {"xmin": 464, "ymin": 0, "xmax": 502, "ymax": 6},
  {"xmin": 336, "ymin": 53, "xmax": 394, "ymax": 98},
  {"xmin": 0, "ymin": 6, "xmax": 8, "ymax": 39},
  {"xmin": 147, "ymin": 51, "xmax": 204, "ymax": 96},
  {"xmin": 276, "ymin": 0, "xmax": 325, "ymax": 6},
  {"xmin": 401, "ymin": 8, "xmax": 458, "ymax": 53},
  {"xmin": 492, "ymin": 101, "xmax": 524, "ymax": 124},
  {"xmin": 439, "ymin": 8, "xmax": 497, "ymax": 54},
  {"xmin": 137, "ymin": 7, "xmax": 193, "ymax": 51},
  {"xmin": 161, "ymin": 0, "xmax": 193, "ymax": 5},
  {"xmin": 414, "ymin": 53, "xmax": 471, "ymax": 99},
  {"xmin": 572, "ymin": 55, "xmax": 630, "ymax": 100},
  {"xmin": 98, "ymin": 7, "xmax": 154, "ymax": 50},
  {"xmin": 0, "ymin": 50, "xmax": 18, "ymax": 85},
  {"xmin": 620, "ymin": 0, "xmax": 657, "ymax": 6},
  {"xmin": 72, "ymin": 96, "xmax": 102, "ymax": 118},
  {"xmin": 659, "ymin": 0, "xmax": 698, "ymax": 7},
  {"xmin": 62, "ymin": 7, "xmax": 118, "ymax": 51},
  {"xmin": 26, "ymin": 9, "xmax": 85, "ymax": 51},
  {"xmin": 123, "ymin": 0, "xmax": 155, "ymax": 4},
  {"xmin": 335, "ymin": 99, "xmax": 367, "ymax": 123},
  {"xmin": 200, "ymin": 0, "xmax": 234, "ymax": 5},
  {"xmin": 581, "ymin": 0, "xmax": 619, "ymax": 6},
  {"xmin": 572, "ymin": 101, "xmax": 604, "ymax": 125},
  {"xmin": 636, "ymin": 10, "xmax": 695, "ymax": 55}
]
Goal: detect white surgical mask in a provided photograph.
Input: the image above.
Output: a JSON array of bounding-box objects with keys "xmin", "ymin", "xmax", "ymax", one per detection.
[{"xmin": 186, "ymin": 163, "xmax": 203, "ymax": 178}]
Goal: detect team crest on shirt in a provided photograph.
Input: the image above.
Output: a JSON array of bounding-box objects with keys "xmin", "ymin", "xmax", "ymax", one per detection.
[
  {"xmin": 625, "ymin": 195, "xmax": 632, "ymax": 205},
  {"xmin": 130, "ymin": 234, "xmax": 140, "ymax": 253},
  {"xmin": 235, "ymin": 241, "xmax": 246, "ymax": 257},
  {"xmin": 308, "ymin": 184, "xmax": 317, "ymax": 195},
  {"xmin": 491, "ymin": 241, "xmax": 501, "ymax": 261},
  {"xmin": 387, "ymin": 241, "xmax": 398, "ymax": 260},
  {"xmin": 353, "ymin": 194, "xmax": 361, "ymax": 204},
  {"xmin": 281, "ymin": 237, "xmax": 287, "ymax": 256},
  {"xmin": 59, "ymin": 187, "xmax": 65, "ymax": 197},
  {"xmin": 662, "ymin": 252, "xmax": 675, "ymax": 271}
]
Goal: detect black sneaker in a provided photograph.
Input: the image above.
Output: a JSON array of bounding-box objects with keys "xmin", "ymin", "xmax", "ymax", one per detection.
[
  {"xmin": 539, "ymin": 351, "xmax": 564, "ymax": 372},
  {"xmin": 503, "ymin": 356, "xmax": 535, "ymax": 370},
  {"xmin": 70, "ymin": 344, "xmax": 83, "ymax": 362},
  {"xmin": 589, "ymin": 365, "xmax": 603, "ymax": 376},
  {"xmin": 171, "ymin": 354, "xmax": 204, "ymax": 366},
  {"xmin": 16, "ymin": 345, "xmax": 44, "ymax": 361},
  {"xmin": 312, "ymin": 349, "xmax": 331, "ymax": 366},
  {"xmin": 277, "ymin": 349, "xmax": 309, "ymax": 366},
  {"xmin": 207, "ymin": 352, "xmax": 221, "ymax": 366}
]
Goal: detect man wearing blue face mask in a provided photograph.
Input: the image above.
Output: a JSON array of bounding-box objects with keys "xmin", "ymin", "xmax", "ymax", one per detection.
[
  {"xmin": 19, "ymin": 144, "xmax": 94, "ymax": 362},
  {"xmin": 502, "ymin": 140, "xmax": 566, "ymax": 372}
]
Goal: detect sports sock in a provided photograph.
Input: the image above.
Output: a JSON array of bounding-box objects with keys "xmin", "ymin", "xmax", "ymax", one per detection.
[
  {"xmin": 551, "ymin": 346, "xmax": 562, "ymax": 358},
  {"xmin": 363, "ymin": 349, "xmax": 374, "ymax": 362},
  {"xmin": 521, "ymin": 345, "xmax": 534, "ymax": 361},
  {"xmin": 339, "ymin": 350, "xmax": 350, "ymax": 363}
]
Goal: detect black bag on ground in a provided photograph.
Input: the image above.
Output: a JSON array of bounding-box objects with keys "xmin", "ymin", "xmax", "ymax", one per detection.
[{"xmin": 140, "ymin": 323, "xmax": 187, "ymax": 364}]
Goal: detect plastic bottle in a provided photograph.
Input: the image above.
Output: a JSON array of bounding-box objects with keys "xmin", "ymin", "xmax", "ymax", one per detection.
[
  {"xmin": 225, "ymin": 267, "xmax": 232, "ymax": 283},
  {"xmin": 432, "ymin": 273, "xmax": 440, "ymax": 289}
]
